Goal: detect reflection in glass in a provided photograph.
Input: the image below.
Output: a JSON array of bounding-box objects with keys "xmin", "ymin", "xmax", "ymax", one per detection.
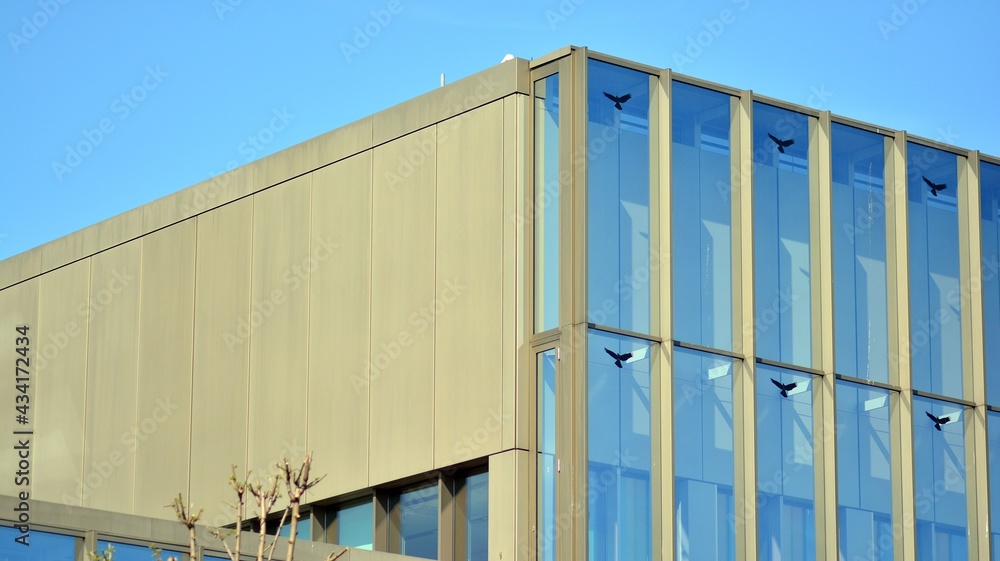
[
  {"xmin": 753, "ymin": 103, "xmax": 812, "ymax": 367},
  {"xmin": 464, "ymin": 471, "xmax": 489, "ymax": 561},
  {"xmin": 989, "ymin": 413, "xmax": 1000, "ymax": 560},
  {"xmin": 673, "ymin": 347, "xmax": 736, "ymax": 561},
  {"xmin": 534, "ymin": 73, "xmax": 560, "ymax": 332},
  {"xmin": 981, "ymin": 162, "xmax": 1000, "ymax": 404},
  {"xmin": 393, "ymin": 484, "xmax": 439, "ymax": 559},
  {"xmin": 756, "ymin": 364, "xmax": 815, "ymax": 561},
  {"xmin": 0, "ymin": 528, "xmax": 76, "ymax": 560},
  {"xmin": 832, "ymin": 124, "xmax": 889, "ymax": 382},
  {"xmin": 913, "ymin": 396, "xmax": 968, "ymax": 560},
  {"xmin": 908, "ymin": 143, "xmax": 963, "ymax": 397},
  {"xmin": 588, "ymin": 329, "xmax": 652, "ymax": 561},
  {"xmin": 97, "ymin": 541, "xmax": 180, "ymax": 561},
  {"xmin": 538, "ymin": 350, "xmax": 557, "ymax": 561},
  {"xmin": 672, "ymin": 82, "xmax": 734, "ymax": 350},
  {"xmin": 587, "ymin": 59, "xmax": 651, "ymax": 333},
  {"xmin": 836, "ymin": 381, "xmax": 893, "ymax": 561},
  {"xmin": 336, "ymin": 499, "xmax": 373, "ymax": 549}
]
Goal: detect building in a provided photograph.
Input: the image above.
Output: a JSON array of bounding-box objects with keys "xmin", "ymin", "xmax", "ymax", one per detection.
[{"xmin": 2, "ymin": 45, "xmax": 1000, "ymax": 561}]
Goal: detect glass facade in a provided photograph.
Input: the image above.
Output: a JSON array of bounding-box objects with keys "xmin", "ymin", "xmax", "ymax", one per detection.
[
  {"xmin": 756, "ymin": 364, "xmax": 815, "ymax": 561},
  {"xmin": 587, "ymin": 329, "xmax": 653, "ymax": 561},
  {"xmin": 835, "ymin": 381, "xmax": 893, "ymax": 561},
  {"xmin": 462, "ymin": 471, "xmax": 489, "ymax": 561},
  {"xmin": 907, "ymin": 143, "xmax": 963, "ymax": 398},
  {"xmin": 831, "ymin": 124, "xmax": 889, "ymax": 382},
  {"xmin": 0, "ymin": 528, "xmax": 76, "ymax": 560},
  {"xmin": 982, "ymin": 161, "xmax": 1000, "ymax": 404},
  {"xmin": 753, "ymin": 103, "xmax": 813, "ymax": 367},
  {"xmin": 673, "ymin": 347, "xmax": 736, "ymax": 561},
  {"xmin": 534, "ymin": 73, "xmax": 561, "ymax": 333},
  {"xmin": 97, "ymin": 541, "xmax": 180, "ymax": 561},
  {"xmin": 336, "ymin": 499, "xmax": 374, "ymax": 550},
  {"xmin": 538, "ymin": 349, "xmax": 557, "ymax": 561},
  {"xmin": 990, "ymin": 412, "xmax": 1000, "ymax": 561},
  {"xmin": 587, "ymin": 59, "xmax": 651, "ymax": 333},
  {"xmin": 672, "ymin": 82, "xmax": 734, "ymax": 351},
  {"xmin": 913, "ymin": 396, "xmax": 968, "ymax": 560},
  {"xmin": 392, "ymin": 484, "xmax": 439, "ymax": 560}
]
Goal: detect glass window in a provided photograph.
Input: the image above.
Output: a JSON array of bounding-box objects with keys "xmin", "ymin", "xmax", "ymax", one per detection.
[
  {"xmin": 907, "ymin": 143, "xmax": 963, "ymax": 398},
  {"xmin": 988, "ymin": 412, "xmax": 1000, "ymax": 561},
  {"xmin": 673, "ymin": 347, "xmax": 736, "ymax": 561},
  {"xmin": 587, "ymin": 329, "xmax": 652, "ymax": 561},
  {"xmin": 277, "ymin": 516, "xmax": 311, "ymax": 540},
  {"xmin": 460, "ymin": 471, "xmax": 489, "ymax": 561},
  {"xmin": 981, "ymin": 161, "xmax": 1000, "ymax": 404},
  {"xmin": 835, "ymin": 381, "xmax": 893, "ymax": 561},
  {"xmin": 534, "ymin": 73, "xmax": 561, "ymax": 333},
  {"xmin": 832, "ymin": 124, "xmax": 889, "ymax": 382},
  {"xmin": 753, "ymin": 103, "xmax": 813, "ymax": 367},
  {"xmin": 0, "ymin": 527, "xmax": 76, "ymax": 560},
  {"xmin": 335, "ymin": 499, "xmax": 373, "ymax": 549},
  {"xmin": 391, "ymin": 484, "xmax": 439, "ymax": 560},
  {"xmin": 671, "ymin": 81, "xmax": 734, "ymax": 351},
  {"xmin": 96, "ymin": 541, "xmax": 180, "ymax": 561},
  {"xmin": 756, "ymin": 364, "xmax": 815, "ymax": 561},
  {"xmin": 913, "ymin": 396, "xmax": 968, "ymax": 560},
  {"xmin": 587, "ymin": 59, "xmax": 652, "ymax": 334},
  {"xmin": 537, "ymin": 349, "xmax": 557, "ymax": 561}
]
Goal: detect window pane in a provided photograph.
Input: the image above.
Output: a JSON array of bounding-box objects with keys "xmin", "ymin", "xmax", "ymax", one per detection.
[
  {"xmin": 671, "ymin": 81, "xmax": 734, "ymax": 351},
  {"xmin": 538, "ymin": 349, "xmax": 557, "ymax": 561},
  {"xmin": 278, "ymin": 517, "xmax": 311, "ymax": 540},
  {"xmin": 534, "ymin": 73, "xmax": 560, "ymax": 332},
  {"xmin": 756, "ymin": 364, "xmax": 815, "ymax": 561},
  {"xmin": 465, "ymin": 471, "xmax": 489, "ymax": 561},
  {"xmin": 988, "ymin": 412, "xmax": 1000, "ymax": 560},
  {"xmin": 588, "ymin": 329, "xmax": 652, "ymax": 561},
  {"xmin": 981, "ymin": 161, "xmax": 1000, "ymax": 404},
  {"xmin": 338, "ymin": 500, "xmax": 373, "ymax": 550},
  {"xmin": 753, "ymin": 104, "xmax": 813, "ymax": 367},
  {"xmin": 397, "ymin": 485, "xmax": 439, "ymax": 560},
  {"xmin": 0, "ymin": 528, "xmax": 76, "ymax": 560},
  {"xmin": 673, "ymin": 347, "xmax": 736, "ymax": 561},
  {"xmin": 908, "ymin": 143, "xmax": 963, "ymax": 397},
  {"xmin": 831, "ymin": 124, "xmax": 889, "ymax": 382},
  {"xmin": 587, "ymin": 59, "xmax": 651, "ymax": 334},
  {"xmin": 97, "ymin": 541, "xmax": 180, "ymax": 561},
  {"xmin": 913, "ymin": 396, "xmax": 968, "ymax": 561},
  {"xmin": 835, "ymin": 381, "xmax": 893, "ymax": 561}
]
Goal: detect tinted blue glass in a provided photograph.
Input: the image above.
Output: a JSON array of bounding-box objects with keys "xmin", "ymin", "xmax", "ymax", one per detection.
[
  {"xmin": 97, "ymin": 541, "xmax": 180, "ymax": 561},
  {"xmin": 538, "ymin": 350, "xmax": 557, "ymax": 561},
  {"xmin": 753, "ymin": 104, "xmax": 812, "ymax": 367},
  {"xmin": 278, "ymin": 518, "xmax": 311, "ymax": 539},
  {"xmin": 912, "ymin": 396, "xmax": 968, "ymax": 560},
  {"xmin": 907, "ymin": 143, "xmax": 963, "ymax": 397},
  {"xmin": 671, "ymin": 81, "xmax": 734, "ymax": 351},
  {"xmin": 673, "ymin": 347, "xmax": 736, "ymax": 561},
  {"xmin": 338, "ymin": 500, "xmax": 373, "ymax": 549},
  {"xmin": 588, "ymin": 329, "xmax": 652, "ymax": 561},
  {"xmin": 465, "ymin": 471, "xmax": 489, "ymax": 561},
  {"xmin": 756, "ymin": 364, "xmax": 815, "ymax": 561},
  {"xmin": 835, "ymin": 381, "xmax": 893, "ymax": 561},
  {"xmin": 981, "ymin": 162, "xmax": 1000, "ymax": 404},
  {"xmin": 0, "ymin": 527, "xmax": 76, "ymax": 560},
  {"xmin": 397, "ymin": 485, "xmax": 439, "ymax": 559},
  {"xmin": 587, "ymin": 59, "xmax": 651, "ymax": 333},
  {"xmin": 832, "ymin": 124, "xmax": 889, "ymax": 382},
  {"xmin": 535, "ymin": 73, "xmax": 560, "ymax": 332},
  {"xmin": 988, "ymin": 412, "xmax": 1000, "ymax": 560}
]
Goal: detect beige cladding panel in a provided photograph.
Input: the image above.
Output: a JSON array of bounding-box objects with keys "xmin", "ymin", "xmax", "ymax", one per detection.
[
  {"xmin": 134, "ymin": 220, "xmax": 196, "ymax": 519},
  {"xmin": 369, "ymin": 128, "xmax": 436, "ymax": 485},
  {"xmin": 142, "ymin": 163, "xmax": 257, "ymax": 234},
  {"xmin": 190, "ymin": 198, "xmax": 253, "ymax": 525},
  {"xmin": 434, "ymin": 103, "xmax": 505, "ymax": 467},
  {"xmin": 308, "ymin": 152, "xmax": 373, "ymax": 497},
  {"xmin": 258, "ymin": 116, "xmax": 373, "ymax": 189},
  {"xmin": 33, "ymin": 259, "xmax": 90, "ymax": 505},
  {"xmin": 248, "ymin": 175, "xmax": 312, "ymax": 486},
  {"xmin": 41, "ymin": 207, "xmax": 144, "ymax": 272},
  {"xmin": 0, "ymin": 280, "xmax": 38, "ymax": 498},
  {"xmin": 0, "ymin": 250, "xmax": 41, "ymax": 290},
  {"xmin": 82, "ymin": 240, "xmax": 141, "ymax": 513}
]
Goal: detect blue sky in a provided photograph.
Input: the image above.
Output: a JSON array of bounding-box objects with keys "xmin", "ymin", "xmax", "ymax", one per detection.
[{"xmin": 2, "ymin": 1, "xmax": 998, "ymax": 261}]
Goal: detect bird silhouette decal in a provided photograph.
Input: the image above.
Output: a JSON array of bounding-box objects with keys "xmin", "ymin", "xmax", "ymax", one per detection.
[
  {"xmin": 767, "ymin": 133, "xmax": 795, "ymax": 154},
  {"xmin": 922, "ymin": 176, "xmax": 947, "ymax": 197},
  {"xmin": 771, "ymin": 378, "xmax": 798, "ymax": 398},
  {"xmin": 603, "ymin": 91, "xmax": 631, "ymax": 110},
  {"xmin": 926, "ymin": 411, "xmax": 952, "ymax": 431},
  {"xmin": 604, "ymin": 346, "xmax": 648, "ymax": 369}
]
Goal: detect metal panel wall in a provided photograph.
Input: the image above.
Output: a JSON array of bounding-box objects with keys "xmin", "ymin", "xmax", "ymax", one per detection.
[{"xmin": 0, "ymin": 279, "xmax": 39, "ymax": 498}]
